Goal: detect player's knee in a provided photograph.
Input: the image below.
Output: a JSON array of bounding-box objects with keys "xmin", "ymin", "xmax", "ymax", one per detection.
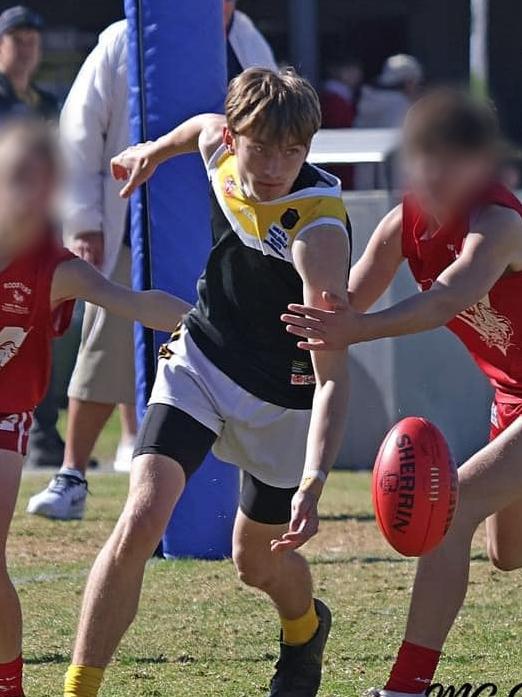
[
  {"xmin": 114, "ymin": 505, "xmax": 165, "ymax": 561},
  {"xmin": 233, "ymin": 548, "xmax": 276, "ymax": 592},
  {"xmin": 488, "ymin": 542, "xmax": 522, "ymax": 572}
]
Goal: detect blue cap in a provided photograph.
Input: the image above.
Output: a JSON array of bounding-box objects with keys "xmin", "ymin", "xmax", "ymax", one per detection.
[{"xmin": 0, "ymin": 5, "xmax": 44, "ymax": 36}]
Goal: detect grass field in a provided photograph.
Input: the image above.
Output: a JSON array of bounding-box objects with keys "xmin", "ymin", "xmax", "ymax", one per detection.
[{"xmin": 11, "ymin": 470, "xmax": 522, "ymax": 697}]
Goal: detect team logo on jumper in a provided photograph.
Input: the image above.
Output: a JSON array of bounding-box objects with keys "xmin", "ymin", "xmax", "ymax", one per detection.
[
  {"xmin": 224, "ymin": 175, "xmax": 237, "ymax": 197},
  {"xmin": 264, "ymin": 225, "xmax": 289, "ymax": 258},
  {"xmin": 239, "ymin": 206, "xmax": 256, "ymax": 223},
  {"xmin": 457, "ymin": 295, "xmax": 514, "ymax": 356},
  {"xmin": 0, "ymin": 326, "xmax": 29, "ymax": 368},
  {"xmin": 280, "ymin": 208, "xmax": 300, "ymax": 230},
  {"xmin": 2, "ymin": 281, "xmax": 31, "ymax": 315},
  {"xmin": 290, "ymin": 360, "xmax": 315, "ymax": 386}
]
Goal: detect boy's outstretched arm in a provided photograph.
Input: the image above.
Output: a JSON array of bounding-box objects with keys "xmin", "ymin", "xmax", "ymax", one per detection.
[
  {"xmin": 51, "ymin": 258, "xmax": 192, "ymax": 332},
  {"xmin": 111, "ymin": 113, "xmax": 226, "ymax": 198},
  {"xmin": 282, "ymin": 205, "xmax": 404, "ymax": 351},
  {"xmin": 272, "ymin": 225, "xmax": 351, "ymax": 553},
  {"xmin": 284, "ymin": 205, "xmax": 522, "ymax": 349}
]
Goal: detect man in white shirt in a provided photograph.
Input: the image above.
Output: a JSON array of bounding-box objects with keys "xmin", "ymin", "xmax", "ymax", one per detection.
[{"xmin": 27, "ymin": 5, "xmax": 277, "ymax": 521}]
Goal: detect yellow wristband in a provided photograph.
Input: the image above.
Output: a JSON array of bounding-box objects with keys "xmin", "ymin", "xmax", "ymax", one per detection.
[{"xmin": 299, "ymin": 471, "xmax": 327, "ymax": 496}]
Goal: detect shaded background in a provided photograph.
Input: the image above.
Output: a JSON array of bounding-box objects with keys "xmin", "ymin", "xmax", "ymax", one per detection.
[{"xmin": 6, "ymin": 0, "xmax": 520, "ymax": 144}]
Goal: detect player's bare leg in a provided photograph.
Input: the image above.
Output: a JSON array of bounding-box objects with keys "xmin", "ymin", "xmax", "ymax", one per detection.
[
  {"xmin": 486, "ymin": 496, "xmax": 522, "ymax": 571},
  {"xmin": 62, "ymin": 398, "xmax": 115, "ymax": 474},
  {"xmin": 383, "ymin": 417, "xmax": 522, "ymax": 694},
  {"xmin": 67, "ymin": 455, "xmax": 184, "ymax": 685},
  {"xmin": 0, "ymin": 450, "xmax": 24, "ymax": 695},
  {"xmin": 233, "ymin": 509, "xmax": 314, "ymax": 621},
  {"xmin": 233, "ymin": 511, "xmax": 331, "ymax": 696}
]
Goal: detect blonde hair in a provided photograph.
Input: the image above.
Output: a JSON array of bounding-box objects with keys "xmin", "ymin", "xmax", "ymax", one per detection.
[{"xmin": 226, "ymin": 67, "xmax": 322, "ymax": 145}]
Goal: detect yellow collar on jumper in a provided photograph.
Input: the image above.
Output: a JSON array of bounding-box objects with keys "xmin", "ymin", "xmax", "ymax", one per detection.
[{"xmin": 207, "ymin": 145, "xmax": 348, "ymax": 264}]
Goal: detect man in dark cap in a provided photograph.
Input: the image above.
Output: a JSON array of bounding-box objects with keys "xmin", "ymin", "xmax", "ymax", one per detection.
[{"xmin": 0, "ymin": 5, "xmax": 58, "ymax": 118}]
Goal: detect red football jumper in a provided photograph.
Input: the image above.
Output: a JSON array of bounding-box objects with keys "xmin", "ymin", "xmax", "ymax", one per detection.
[
  {"xmin": 388, "ymin": 182, "xmax": 522, "ymax": 694},
  {"xmin": 0, "ymin": 232, "xmax": 75, "ymax": 426},
  {"xmin": 402, "ymin": 182, "xmax": 522, "ymax": 411}
]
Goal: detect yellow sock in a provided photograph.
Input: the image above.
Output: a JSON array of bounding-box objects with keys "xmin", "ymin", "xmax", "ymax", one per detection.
[
  {"xmin": 281, "ymin": 600, "xmax": 319, "ymax": 646},
  {"xmin": 64, "ymin": 665, "xmax": 104, "ymax": 697}
]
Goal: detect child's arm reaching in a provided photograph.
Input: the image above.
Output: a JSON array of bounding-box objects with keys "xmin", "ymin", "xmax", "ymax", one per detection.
[
  {"xmin": 51, "ymin": 258, "xmax": 192, "ymax": 332},
  {"xmin": 111, "ymin": 113, "xmax": 225, "ymax": 198}
]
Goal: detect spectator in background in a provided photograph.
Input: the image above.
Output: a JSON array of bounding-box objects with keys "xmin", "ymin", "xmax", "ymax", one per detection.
[
  {"xmin": 0, "ymin": 5, "xmax": 57, "ymax": 118},
  {"xmin": 321, "ymin": 59, "xmax": 363, "ymax": 129},
  {"xmin": 321, "ymin": 58, "xmax": 364, "ymax": 189},
  {"xmin": 354, "ymin": 54, "xmax": 424, "ymax": 190},
  {"xmin": 225, "ymin": 0, "xmax": 276, "ymax": 79},
  {"xmin": 27, "ymin": 21, "xmax": 135, "ymax": 523},
  {"xmin": 27, "ymin": 6, "xmax": 278, "ymax": 521}
]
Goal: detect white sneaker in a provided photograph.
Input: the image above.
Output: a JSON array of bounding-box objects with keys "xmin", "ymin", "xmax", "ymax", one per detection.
[
  {"xmin": 26, "ymin": 472, "xmax": 88, "ymax": 520},
  {"xmin": 113, "ymin": 438, "xmax": 135, "ymax": 473}
]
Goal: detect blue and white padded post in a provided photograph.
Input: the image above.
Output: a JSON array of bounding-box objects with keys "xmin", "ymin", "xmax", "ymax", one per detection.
[{"xmin": 125, "ymin": 0, "xmax": 240, "ymax": 559}]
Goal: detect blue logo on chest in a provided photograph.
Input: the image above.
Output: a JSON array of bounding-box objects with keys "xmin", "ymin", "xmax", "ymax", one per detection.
[{"xmin": 264, "ymin": 225, "xmax": 289, "ymax": 258}]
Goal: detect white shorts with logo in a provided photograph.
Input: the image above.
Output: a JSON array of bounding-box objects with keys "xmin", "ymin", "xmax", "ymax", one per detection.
[{"xmin": 149, "ymin": 329, "xmax": 312, "ymax": 489}]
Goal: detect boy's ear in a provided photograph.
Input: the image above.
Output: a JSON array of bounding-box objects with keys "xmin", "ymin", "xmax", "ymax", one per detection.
[{"xmin": 223, "ymin": 127, "xmax": 235, "ymax": 154}]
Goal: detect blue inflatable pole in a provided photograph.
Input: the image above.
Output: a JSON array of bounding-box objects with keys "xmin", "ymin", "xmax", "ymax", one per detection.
[{"xmin": 125, "ymin": 0, "xmax": 240, "ymax": 559}]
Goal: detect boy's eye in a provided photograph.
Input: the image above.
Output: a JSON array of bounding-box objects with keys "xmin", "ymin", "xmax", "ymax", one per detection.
[{"xmin": 254, "ymin": 145, "xmax": 264, "ymax": 154}]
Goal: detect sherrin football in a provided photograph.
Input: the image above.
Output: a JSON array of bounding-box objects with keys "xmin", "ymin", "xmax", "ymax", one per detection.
[{"xmin": 372, "ymin": 417, "xmax": 459, "ymax": 557}]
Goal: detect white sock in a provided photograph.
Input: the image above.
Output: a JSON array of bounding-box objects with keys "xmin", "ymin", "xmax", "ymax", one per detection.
[{"xmin": 59, "ymin": 467, "xmax": 86, "ymax": 480}]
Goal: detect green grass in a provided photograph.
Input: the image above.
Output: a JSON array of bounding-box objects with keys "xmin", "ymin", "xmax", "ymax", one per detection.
[{"xmin": 11, "ymin": 471, "xmax": 522, "ymax": 696}]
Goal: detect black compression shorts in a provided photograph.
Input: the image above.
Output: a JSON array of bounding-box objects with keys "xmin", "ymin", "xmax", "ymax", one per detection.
[{"xmin": 134, "ymin": 403, "xmax": 297, "ymax": 525}]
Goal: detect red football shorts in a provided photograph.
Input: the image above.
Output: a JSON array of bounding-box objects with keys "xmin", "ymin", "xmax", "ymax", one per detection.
[
  {"xmin": 490, "ymin": 399, "xmax": 522, "ymax": 441},
  {"xmin": 0, "ymin": 411, "xmax": 33, "ymax": 455}
]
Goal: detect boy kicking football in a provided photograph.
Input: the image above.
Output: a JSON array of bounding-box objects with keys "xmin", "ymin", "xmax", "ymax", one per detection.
[
  {"xmin": 283, "ymin": 89, "xmax": 522, "ymax": 694},
  {"xmin": 63, "ymin": 68, "xmax": 351, "ymax": 697},
  {"xmin": 0, "ymin": 119, "xmax": 190, "ymax": 697}
]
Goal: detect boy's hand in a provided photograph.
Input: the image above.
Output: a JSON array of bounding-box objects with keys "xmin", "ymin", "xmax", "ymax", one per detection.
[
  {"xmin": 71, "ymin": 231, "xmax": 104, "ymax": 268},
  {"xmin": 281, "ymin": 291, "xmax": 365, "ymax": 350},
  {"xmin": 270, "ymin": 490, "xmax": 320, "ymax": 553},
  {"xmin": 111, "ymin": 142, "xmax": 159, "ymax": 199}
]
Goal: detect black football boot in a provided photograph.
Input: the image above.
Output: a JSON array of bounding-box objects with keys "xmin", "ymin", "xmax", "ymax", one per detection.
[{"xmin": 268, "ymin": 599, "xmax": 332, "ymax": 697}]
